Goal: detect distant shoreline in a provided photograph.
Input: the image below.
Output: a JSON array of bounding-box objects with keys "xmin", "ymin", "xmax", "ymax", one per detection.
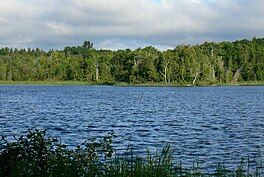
[{"xmin": 0, "ymin": 80, "xmax": 263, "ymax": 87}]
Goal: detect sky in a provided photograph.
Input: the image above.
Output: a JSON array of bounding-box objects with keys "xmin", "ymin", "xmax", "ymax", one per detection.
[{"xmin": 0, "ymin": 0, "xmax": 264, "ymax": 50}]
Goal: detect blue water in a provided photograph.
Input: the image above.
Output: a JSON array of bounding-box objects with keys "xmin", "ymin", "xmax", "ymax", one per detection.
[{"xmin": 0, "ymin": 85, "xmax": 263, "ymax": 170}]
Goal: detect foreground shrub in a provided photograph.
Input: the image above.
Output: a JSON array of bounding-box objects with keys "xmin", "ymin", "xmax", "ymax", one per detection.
[{"xmin": 0, "ymin": 129, "xmax": 262, "ymax": 177}]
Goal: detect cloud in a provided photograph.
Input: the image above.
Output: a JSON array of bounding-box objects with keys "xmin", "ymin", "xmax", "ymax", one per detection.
[{"xmin": 0, "ymin": 0, "xmax": 263, "ymax": 50}]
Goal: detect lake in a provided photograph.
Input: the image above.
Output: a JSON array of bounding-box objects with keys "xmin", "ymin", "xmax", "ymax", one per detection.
[{"xmin": 0, "ymin": 85, "xmax": 263, "ymax": 170}]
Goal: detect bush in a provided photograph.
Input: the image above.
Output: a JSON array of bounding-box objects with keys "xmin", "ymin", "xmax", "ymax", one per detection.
[{"xmin": 0, "ymin": 129, "xmax": 262, "ymax": 177}]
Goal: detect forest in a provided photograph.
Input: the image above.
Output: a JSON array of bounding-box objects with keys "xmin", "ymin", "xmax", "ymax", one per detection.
[{"xmin": 0, "ymin": 38, "xmax": 263, "ymax": 85}]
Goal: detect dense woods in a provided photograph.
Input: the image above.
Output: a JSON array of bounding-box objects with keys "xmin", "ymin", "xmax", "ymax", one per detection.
[{"xmin": 0, "ymin": 38, "xmax": 263, "ymax": 85}]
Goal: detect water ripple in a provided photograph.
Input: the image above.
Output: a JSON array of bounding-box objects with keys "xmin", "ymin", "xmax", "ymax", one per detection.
[{"xmin": 0, "ymin": 85, "xmax": 263, "ymax": 170}]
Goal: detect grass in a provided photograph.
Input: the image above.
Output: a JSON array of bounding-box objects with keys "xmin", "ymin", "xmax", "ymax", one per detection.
[
  {"xmin": 102, "ymin": 81, "xmax": 264, "ymax": 87},
  {"xmin": 0, "ymin": 129, "xmax": 263, "ymax": 177},
  {"xmin": 0, "ymin": 80, "xmax": 94, "ymax": 86},
  {"xmin": 0, "ymin": 80, "xmax": 264, "ymax": 87}
]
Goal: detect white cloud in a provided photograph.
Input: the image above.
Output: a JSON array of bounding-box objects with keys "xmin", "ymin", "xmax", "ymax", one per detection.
[{"xmin": 0, "ymin": 0, "xmax": 263, "ymax": 49}]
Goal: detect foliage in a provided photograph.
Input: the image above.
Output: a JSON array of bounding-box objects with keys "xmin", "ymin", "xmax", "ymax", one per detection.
[
  {"xmin": 0, "ymin": 38, "xmax": 264, "ymax": 85},
  {"xmin": 0, "ymin": 129, "xmax": 262, "ymax": 177}
]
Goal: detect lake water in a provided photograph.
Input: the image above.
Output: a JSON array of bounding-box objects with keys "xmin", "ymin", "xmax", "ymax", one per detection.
[{"xmin": 0, "ymin": 85, "xmax": 263, "ymax": 171}]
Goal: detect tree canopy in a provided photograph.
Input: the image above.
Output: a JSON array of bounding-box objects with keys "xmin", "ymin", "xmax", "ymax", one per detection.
[{"xmin": 0, "ymin": 38, "xmax": 263, "ymax": 85}]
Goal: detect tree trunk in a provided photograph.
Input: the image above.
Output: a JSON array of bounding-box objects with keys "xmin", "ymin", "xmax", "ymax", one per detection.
[
  {"xmin": 192, "ymin": 75, "xmax": 197, "ymax": 85},
  {"xmin": 95, "ymin": 61, "xmax": 99, "ymax": 83},
  {"xmin": 192, "ymin": 72, "xmax": 200, "ymax": 85},
  {"xmin": 164, "ymin": 66, "xmax": 167, "ymax": 83},
  {"xmin": 159, "ymin": 65, "xmax": 168, "ymax": 84}
]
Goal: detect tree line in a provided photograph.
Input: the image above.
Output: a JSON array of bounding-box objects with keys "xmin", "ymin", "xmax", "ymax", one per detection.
[{"xmin": 0, "ymin": 38, "xmax": 263, "ymax": 85}]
